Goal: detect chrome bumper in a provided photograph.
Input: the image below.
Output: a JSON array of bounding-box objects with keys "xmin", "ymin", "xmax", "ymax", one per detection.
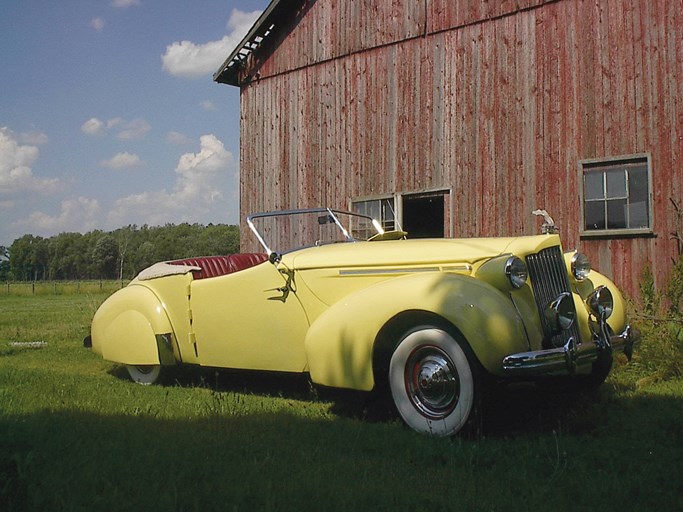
[{"xmin": 502, "ymin": 324, "xmax": 638, "ymax": 376}]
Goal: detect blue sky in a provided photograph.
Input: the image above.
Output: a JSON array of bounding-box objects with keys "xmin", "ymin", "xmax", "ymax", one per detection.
[{"xmin": 0, "ymin": 0, "xmax": 268, "ymax": 247}]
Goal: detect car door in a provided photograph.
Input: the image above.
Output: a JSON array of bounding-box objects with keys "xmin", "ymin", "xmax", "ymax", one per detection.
[{"xmin": 189, "ymin": 261, "xmax": 310, "ymax": 372}]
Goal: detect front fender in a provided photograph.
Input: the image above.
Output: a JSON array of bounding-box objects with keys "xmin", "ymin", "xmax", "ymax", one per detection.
[
  {"xmin": 575, "ymin": 270, "xmax": 628, "ymax": 335},
  {"xmin": 91, "ymin": 284, "xmax": 174, "ymax": 366},
  {"xmin": 304, "ymin": 272, "xmax": 527, "ymax": 391}
]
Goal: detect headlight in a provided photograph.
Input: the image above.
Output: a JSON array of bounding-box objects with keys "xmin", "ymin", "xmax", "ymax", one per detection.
[
  {"xmin": 545, "ymin": 292, "xmax": 576, "ymax": 332},
  {"xmin": 505, "ymin": 256, "xmax": 528, "ymax": 289},
  {"xmin": 571, "ymin": 253, "xmax": 591, "ymax": 281},
  {"xmin": 588, "ymin": 285, "xmax": 613, "ymax": 319}
]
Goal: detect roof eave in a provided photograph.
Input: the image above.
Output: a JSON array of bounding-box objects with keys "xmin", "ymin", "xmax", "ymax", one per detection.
[{"xmin": 213, "ymin": 0, "xmax": 285, "ymax": 87}]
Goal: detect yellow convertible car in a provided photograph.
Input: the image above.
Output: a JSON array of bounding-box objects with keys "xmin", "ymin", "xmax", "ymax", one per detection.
[{"xmin": 86, "ymin": 208, "xmax": 636, "ymax": 436}]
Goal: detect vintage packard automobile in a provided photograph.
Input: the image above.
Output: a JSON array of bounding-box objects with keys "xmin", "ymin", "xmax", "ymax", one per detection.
[{"xmin": 87, "ymin": 208, "xmax": 636, "ymax": 436}]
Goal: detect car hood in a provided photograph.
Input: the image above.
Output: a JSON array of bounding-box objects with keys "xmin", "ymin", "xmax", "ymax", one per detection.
[{"xmin": 286, "ymin": 234, "xmax": 563, "ymax": 271}]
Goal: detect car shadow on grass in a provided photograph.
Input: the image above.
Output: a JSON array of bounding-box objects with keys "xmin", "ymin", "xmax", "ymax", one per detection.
[
  {"xmin": 109, "ymin": 363, "xmax": 319, "ymax": 401},
  {"xmin": 110, "ymin": 363, "xmax": 622, "ymax": 438},
  {"xmin": 479, "ymin": 381, "xmax": 615, "ymax": 438}
]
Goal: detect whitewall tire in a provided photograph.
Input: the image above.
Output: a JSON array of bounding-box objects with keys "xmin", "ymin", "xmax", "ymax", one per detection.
[
  {"xmin": 389, "ymin": 327, "xmax": 477, "ymax": 436},
  {"xmin": 126, "ymin": 364, "xmax": 162, "ymax": 385}
]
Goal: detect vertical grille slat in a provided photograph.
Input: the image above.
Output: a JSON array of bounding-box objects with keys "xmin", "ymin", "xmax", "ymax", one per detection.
[{"xmin": 526, "ymin": 246, "xmax": 581, "ymax": 348}]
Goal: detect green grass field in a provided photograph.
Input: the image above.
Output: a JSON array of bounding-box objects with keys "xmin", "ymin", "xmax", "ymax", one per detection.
[{"xmin": 1, "ymin": 291, "xmax": 681, "ymax": 511}]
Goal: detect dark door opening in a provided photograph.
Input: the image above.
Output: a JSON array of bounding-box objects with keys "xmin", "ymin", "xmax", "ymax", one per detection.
[{"xmin": 402, "ymin": 193, "xmax": 446, "ymax": 238}]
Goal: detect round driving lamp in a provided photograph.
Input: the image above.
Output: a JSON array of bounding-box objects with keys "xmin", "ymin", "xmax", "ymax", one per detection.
[
  {"xmin": 571, "ymin": 252, "xmax": 591, "ymax": 281},
  {"xmin": 505, "ymin": 256, "xmax": 528, "ymax": 289},
  {"xmin": 545, "ymin": 292, "xmax": 576, "ymax": 332},
  {"xmin": 588, "ymin": 285, "xmax": 613, "ymax": 319}
]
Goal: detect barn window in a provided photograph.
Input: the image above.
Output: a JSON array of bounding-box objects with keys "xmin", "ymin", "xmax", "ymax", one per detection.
[
  {"xmin": 579, "ymin": 154, "xmax": 653, "ymax": 237},
  {"xmin": 351, "ymin": 197, "xmax": 396, "ymax": 239}
]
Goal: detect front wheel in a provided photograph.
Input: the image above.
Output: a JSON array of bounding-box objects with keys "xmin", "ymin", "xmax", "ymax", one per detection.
[
  {"xmin": 389, "ymin": 326, "xmax": 479, "ymax": 436},
  {"xmin": 126, "ymin": 364, "xmax": 162, "ymax": 385}
]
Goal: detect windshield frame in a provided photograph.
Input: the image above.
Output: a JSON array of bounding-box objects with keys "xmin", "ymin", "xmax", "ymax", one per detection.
[{"xmin": 246, "ymin": 208, "xmax": 381, "ymax": 255}]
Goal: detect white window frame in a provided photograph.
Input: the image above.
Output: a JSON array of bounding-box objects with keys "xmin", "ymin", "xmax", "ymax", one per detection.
[
  {"xmin": 579, "ymin": 153, "xmax": 654, "ymax": 238},
  {"xmin": 350, "ymin": 195, "xmax": 398, "ymax": 239},
  {"xmin": 350, "ymin": 188, "xmax": 453, "ymax": 238}
]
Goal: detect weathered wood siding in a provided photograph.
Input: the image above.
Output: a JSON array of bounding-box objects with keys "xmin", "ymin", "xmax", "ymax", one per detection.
[{"xmin": 238, "ymin": 0, "xmax": 683, "ymax": 296}]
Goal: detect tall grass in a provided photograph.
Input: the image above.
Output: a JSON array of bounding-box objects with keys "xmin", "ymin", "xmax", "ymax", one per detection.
[
  {"xmin": 626, "ymin": 262, "xmax": 683, "ymax": 385},
  {"xmin": 1, "ymin": 293, "xmax": 681, "ymax": 511}
]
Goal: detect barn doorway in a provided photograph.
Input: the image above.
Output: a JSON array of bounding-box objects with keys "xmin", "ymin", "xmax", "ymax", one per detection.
[{"xmin": 402, "ymin": 191, "xmax": 449, "ymax": 238}]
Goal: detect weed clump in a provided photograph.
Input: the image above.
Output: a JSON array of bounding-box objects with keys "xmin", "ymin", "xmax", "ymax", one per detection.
[{"xmin": 630, "ymin": 201, "xmax": 683, "ymax": 384}]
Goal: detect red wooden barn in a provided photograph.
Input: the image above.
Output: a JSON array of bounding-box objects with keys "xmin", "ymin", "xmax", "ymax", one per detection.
[{"xmin": 214, "ymin": 0, "xmax": 683, "ymax": 298}]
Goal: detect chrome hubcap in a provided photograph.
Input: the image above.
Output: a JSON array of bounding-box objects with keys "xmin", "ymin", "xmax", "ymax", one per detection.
[{"xmin": 405, "ymin": 345, "xmax": 459, "ymax": 419}]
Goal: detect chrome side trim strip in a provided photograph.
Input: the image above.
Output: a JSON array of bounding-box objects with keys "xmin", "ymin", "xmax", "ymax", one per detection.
[
  {"xmin": 339, "ymin": 264, "xmax": 471, "ymax": 277},
  {"xmin": 339, "ymin": 267, "xmax": 439, "ymax": 276},
  {"xmin": 441, "ymin": 264, "xmax": 472, "ymax": 273}
]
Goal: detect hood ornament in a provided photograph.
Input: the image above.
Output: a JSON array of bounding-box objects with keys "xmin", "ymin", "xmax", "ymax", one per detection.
[{"xmin": 532, "ymin": 209, "xmax": 559, "ymax": 234}]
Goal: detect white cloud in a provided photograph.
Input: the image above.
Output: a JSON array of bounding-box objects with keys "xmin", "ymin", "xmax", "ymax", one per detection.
[
  {"xmin": 14, "ymin": 197, "xmax": 100, "ymax": 234},
  {"xmin": 90, "ymin": 18, "xmax": 105, "ymax": 31},
  {"xmin": 166, "ymin": 131, "xmax": 192, "ymax": 145},
  {"xmin": 18, "ymin": 131, "xmax": 48, "ymax": 145},
  {"xmin": 161, "ymin": 9, "xmax": 261, "ymax": 78},
  {"xmin": 111, "ymin": 0, "xmax": 140, "ymax": 8},
  {"xmin": 115, "ymin": 118, "xmax": 151, "ymax": 140},
  {"xmin": 100, "ymin": 152, "xmax": 143, "ymax": 170},
  {"xmin": 226, "ymin": 8, "xmax": 260, "ymax": 33},
  {"xmin": 200, "ymin": 100, "xmax": 217, "ymax": 112},
  {"xmin": 176, "ymin": 134, "xmax": 232, "ymax": 176},
  {"xmin": 0, "ymin": 128, "xmax": 59, "ymax": 196},
  {"xmin": 81, "ymin": 117, "xmax": 150, "ymax": 140},
  {"xmin": 106, "ymin": 117, "xmax": 123, "ymax": 130},
  {"xmin": 108, "ymin": 134, "xmax": 234, "ymax": 226},
  {"xmin": 81, "ymin": 117, "xmax": 105, "ymax": 136}
]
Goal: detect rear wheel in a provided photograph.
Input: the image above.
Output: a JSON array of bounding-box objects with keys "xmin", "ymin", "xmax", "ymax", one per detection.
[
  {"xmin": 126, "ymin": 364, "xmax": 162, "ymax": 385},
  {"xmin": 389, "ymin": 326, "xmax": 479, "ymax": 436}
]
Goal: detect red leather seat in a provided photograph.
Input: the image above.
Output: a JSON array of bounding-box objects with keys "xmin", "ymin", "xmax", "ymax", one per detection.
[{"xmin": 169, "ymin": 253, "xmax": 268, "ymax": 279}]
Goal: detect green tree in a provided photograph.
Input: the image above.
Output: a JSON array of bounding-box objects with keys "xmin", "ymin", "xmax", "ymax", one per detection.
[
  {"xmin": 49, "ymin": 233, "xmax": 88, "ymax": 279},
  {"xmin": 92, "ymin": 235, "xmax": 119, "ymax": 279},
  {"xmin": 10, "ymin": 235, "xmax": 47, "ymax": 281},
  {"xmin": 0, "ymin": 245, "xmax": 9, "ymax": 281},
  {"xmin": 7, "ymin": 222, "xmax": 241, "ymax": 281}
]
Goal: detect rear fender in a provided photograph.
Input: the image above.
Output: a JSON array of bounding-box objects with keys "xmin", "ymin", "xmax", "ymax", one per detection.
[
  {"xmin": 91, "ymin": 284, "xmax": 175, "ymax": 366},
  {"xmin": 304, "ymin": 272, "xmax": 527, "ymax": 390}
]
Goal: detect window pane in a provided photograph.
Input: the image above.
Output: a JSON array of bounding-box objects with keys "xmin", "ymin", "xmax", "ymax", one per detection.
[
  {"xmin": 581, "ymin": 155, "xmax": 651, "ymax": 234},
  {"xmin": 607, "ymin": 199, "xmax": 627, "ymax": 229},
  {"xmin": 628, "ymin": 201, "xmax": 649, "ymax": 228},
  {"xmin": 606, "ymin": 169, "xmax": 627, "ymax": 198},
  {"xmin": 368, "ymin": 201, "xmax": 379, "ymax": 220},
  {"xmin": 584, "ymin": 172, "xmax": 604, "ymax": 200},
  {"xmin": 585, "ymin": 201, "xmax": 605, "ymax": 230},
  {"xmin": 352, "ymin": 198, "xmax": 396, "ymax": 235},
  {"xmin": 380, "ymin": 199, "xmax": 395, "ymax": 230},
  {"xmin": 629, "ymin": 166, "xmax": 649, "ymax": 205}
]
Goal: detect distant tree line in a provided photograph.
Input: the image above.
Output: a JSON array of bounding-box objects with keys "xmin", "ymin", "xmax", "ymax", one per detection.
[{"xmin": 0, "ymin": 223, "xmax": 240, "ymax": 282}]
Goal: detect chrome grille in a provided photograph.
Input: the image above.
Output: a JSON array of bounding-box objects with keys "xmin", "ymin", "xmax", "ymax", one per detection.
[{"xmin": 526, "ymin": 246, "xmax": 580, "ymax": 348}]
